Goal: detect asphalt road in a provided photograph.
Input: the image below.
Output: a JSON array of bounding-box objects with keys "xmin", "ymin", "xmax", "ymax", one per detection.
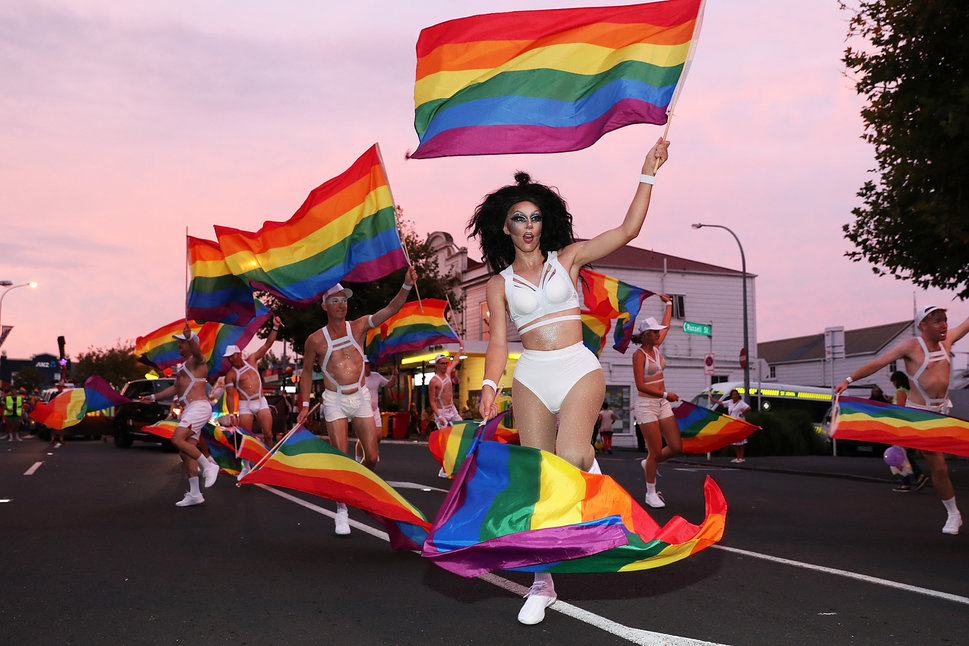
[{"xmin": 2, "ymin": 437, "xmax": 968, "ymax": 645}]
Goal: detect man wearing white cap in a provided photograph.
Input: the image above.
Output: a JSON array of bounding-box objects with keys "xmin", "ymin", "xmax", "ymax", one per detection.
[
  {"xmin": 140, "ymin": 321, "xmax": 218, "ymax": 507},
  {"xmin": 296, "ymin": 267, "xmax": 417, "ymax": 535},
  {"xmin": 428, "ymin": 346, "xmax": 464, "ymax": 430},
  {"xmin": 836, "ymin": 305, "xmax": 969, "ymax": 534},
  {"xmin": 223, "ymin": 315, "xmax": 282, "ymax": 448}
]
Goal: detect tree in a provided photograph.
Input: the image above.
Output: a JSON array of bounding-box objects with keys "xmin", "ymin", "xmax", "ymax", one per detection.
[
  {"xmin": 12, "ymin": 365, "xmax": 45, "ymax": 393},
  {"xmin": 841, "ymin": 1, "xmax": 969, "ymax": 297},
  {"xmin": 71, "ymin": 344, "xmax": 148, "ymax": 390}
]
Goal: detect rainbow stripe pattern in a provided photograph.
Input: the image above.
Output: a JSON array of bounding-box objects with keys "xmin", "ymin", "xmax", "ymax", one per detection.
[
  {"xmin": 422, "ymin": 417, "xmax": 726, "ymax": 576},
  {"xmin": 580, "ymin": 310, "xmax": 612, "ymax": 357},
  {"xmin": 239, "ymin": 427, "xmax": 431, "ymax": 550},
  {"xmin": 580, "ymin": 269, "xmax": 654, "ymax": 353},
  {"xmin": 29, "ymin": 376, "xmax": 131, "ymax": 430},
  {"xmin": 214, "ymin": 145, "xmax": 407, "ymax": 305},
  {"xmin": 674, "ymin": 401, "xmax": 760, "ymax": 454},
  {"xmin": 428, "ymin": 414, "xmax": 519, "ymax": 478},
  {"xmin": 412, "ymin": 0, "xmax": 703, "ymax": 158},
  {"xmin": 833, "ymin": 396, "xmax": 969, "ymax": 458},
  {"xmin": 186, "ymin": 236, "xmax": 257, "ymax": 325},
  {"xmin": 364, "ymin": 299, "xmax": 459, "ymax": 364}
]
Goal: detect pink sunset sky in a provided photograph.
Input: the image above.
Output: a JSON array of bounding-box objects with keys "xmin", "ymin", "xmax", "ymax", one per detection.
[{"xmin": 2, "ymin": 0, "xmax": 966, "ymax": 365}]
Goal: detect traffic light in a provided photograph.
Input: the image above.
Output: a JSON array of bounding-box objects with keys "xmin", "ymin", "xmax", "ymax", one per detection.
[{"xmin": 57, "ymin": 336, "xmax": 66, "ymax": 360}]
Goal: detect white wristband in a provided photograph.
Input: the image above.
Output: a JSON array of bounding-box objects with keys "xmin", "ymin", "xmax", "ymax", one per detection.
[
  {"xmin": 662, "ymin": 391, "xmax": 667, "ymax": 400},
  {"xmin": 302, "ymin": 401, "xmax": 310, "ymax": 407},
  {"xmin": 402, "ymin": 283, "xmax": 413, "ymax": 291},
  {"xmin": 273, "ymin": 326, "xmax": 279, "ymax": 331},
  {"xmin": 481, "ymin": 379, "xmax": 498, "ymax": 393},
  {"xmin": 640, "ymin": 174, "xmax": 656, "ymax": 185},
  {"xmin": 845, "ymin": 377, "xmax": 853, "ymax": 384},
  {"xmin": 150, "ymin": 394, "xmax": 155, "ymax": 402}
]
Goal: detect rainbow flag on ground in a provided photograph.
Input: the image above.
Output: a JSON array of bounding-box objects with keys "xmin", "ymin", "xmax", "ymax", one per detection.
[
  {"xmin": 214, "ymin": 145, "xmax": 407, "ymax": 305},
  {"xmin": 428, "ymin": 414, "xmax": 519, "ymax": 478},
  {"xmin": 412, "ymin": 0, "xmax": 704, "ymax": 158},
  {"xmin": 422, "ymin": 416, "xmax": 726, "ymax": 577},
  {"xmin": 673, "ymin": 401, "xmax": 760, "ymax": 453},
  {"xmin": 186, "ymin": 236, "xmax": 257, "ymax": 325},
  {"xmin": 30, "ymin": 376, "xmax": 132, "ymax": 430},
  {"xmin": 364, "ymin": 299, "xmax": 459, "ymax": 364},
  {"xmin": 580, "ymin": 269, "xmax": 654, "ymax": 353},
  {"xmin": 135, "ymin": 304, "xmax": 271, "ymax": 377},
  {"xmin": 239, "ymin": 427, "xmax": 431, "ymax": 550},
  {"xmin": 580, "ymin": 310, "xmax": 612, "ymax": 358},
  {"xmin": 832, "ymin": 396, "xmax": 969, "ymax": 458}
]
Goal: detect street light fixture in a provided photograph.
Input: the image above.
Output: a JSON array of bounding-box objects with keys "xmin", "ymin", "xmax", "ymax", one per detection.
[
  {"xmin": 691, "ymin": 223, "xmax": 751, "ymax": 405},
  {"xmin": 0, "ymin": 281, "xmax": 39, "ymax": 347}
]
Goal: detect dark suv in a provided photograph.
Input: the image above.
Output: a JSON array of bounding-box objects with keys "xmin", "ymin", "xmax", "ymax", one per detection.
[{"xmin": 113, "ymin": 378, "xmax": 176, "ymax": 448}]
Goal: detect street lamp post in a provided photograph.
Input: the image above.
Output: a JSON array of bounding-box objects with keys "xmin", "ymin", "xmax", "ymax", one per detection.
[
  {"xmin": 0, "ymin": 281, "xmax": 39, "ymax": 348},
  {"xmin": 691, "ymin": 224, "xmax": 750, "ymax": 405}
]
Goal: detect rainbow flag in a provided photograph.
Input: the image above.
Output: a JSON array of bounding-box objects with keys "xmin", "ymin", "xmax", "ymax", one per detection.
[
  {"xmin": 580, "ymin": 269, "xmax": 654, "ymax": 353},
  {"xmin": 674, "ymin": 401, "xmax": 760, "ymax": 454},
  {"xmin": 422, "ymin": 417, "xmax": 726, "ymax": 576},
  {"xmin": 142, "ymin": 419, "xmax": 179, "ymax": 439},
  {"xmin": 832, "ymin": 396, "xmax": 969, "ymax": 458},
  {"xmin": 202, "ymin": 424, "xmax": 242, "ymax": 475},
  {"xmin": 222, "ymin": 425, "xmax": 270, "ymax": 462},
  {"xmin": 428, "ymin": 414, "xmax": 519, "ymax": 478},
  {"xmin": 581, "ymin": 310, "xmax": 612, "ymax": 357},
  {"xmin": 412, "ymin": 0, "xmax": 704, "ymax": 158},
  {"xmin": 29, "ymin": 376, "xmax": 131, "ymax": 430},
  {"xmin": 364, "ymin": 299, "xmax": 459, "ymax": 363},
  {"xmin": 135, "ymin": 304, "xmax": 271, "ymax": 377},
  {"xmin": 239, "ymin": 427, "xmax": 431, "ymax": 550},
  {"xmin": 214, "ymin": 145, "xmax": 407, "ymax": 305},
  {"xmin": 186, "ymin": 236, "xmax": 257, "ymax": 325}
]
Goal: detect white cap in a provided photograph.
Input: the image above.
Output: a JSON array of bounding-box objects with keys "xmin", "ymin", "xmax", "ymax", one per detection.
[
  {"xmin": 223, "ymin": 344, "xmax": 242, "ymax": 357},
  {"xmin": 916, "ymin": 305, "xmax": 946, "ymax": 324},
  {"xmin": 323, "ymin": 283, "xmax": 353, "ymax": 300},
  {"xmin": 636, "ymin": 316, "xmax": 668, "ymax": 332},
  {"xmin": 173, "ymin": 331, "xmax": 200, "ymax": 343},
  {"xmin": 433, "ymin": 353, "xmax": 449, "ymax": 364}
]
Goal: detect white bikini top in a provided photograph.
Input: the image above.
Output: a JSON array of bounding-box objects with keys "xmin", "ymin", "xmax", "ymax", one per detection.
[
  {"xmin": 321, "ymin": 322, "xmax": 365, "ymax": 394},
  {"xmin": 907, "ymin": 337, "xmax": 950, "ymax": 407},
  {"xmin": 500, "ymin": 251, "xmax": 580, "ymax": 335},
  {"xmin": 638, "ymin": 346, "xmax": 665, "ymax": 387},
  {"xmin": 176, "ymin": 363, "xmax": 207, "ymax": 403},
  {"xmin": 230, "ymin": 362, "xmax": 262, "ymax": 402}
]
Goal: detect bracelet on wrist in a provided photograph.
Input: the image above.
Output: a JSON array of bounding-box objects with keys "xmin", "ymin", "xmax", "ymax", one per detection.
[
  {"xmin": 639, "ymin": 173, "xmax": 656, "ymax": 185},
  {"xmin": 302, "ymin": 401, "xmax": 310, "ymax": 407},
  {"xmin": 845, "ymin": 376, "xmax": 853, "ymax": 384},
  {"xmin": 662, "ymin": 391, "xmax": 667, "ymax": 400},
  {"xmin": 481, "ymin": 379, "xmax": 498, "ymax": 393},
  {"xmin": 402, "ymin": 283, "xmax": 413, "ymax": 291}
]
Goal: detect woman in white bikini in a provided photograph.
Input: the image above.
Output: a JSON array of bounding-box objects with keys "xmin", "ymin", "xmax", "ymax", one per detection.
[
  {"xmin": 631, "ymin": 295, "xmax": 681, "ymax": 508},
  {"xmin": 470, "ymin": 137, "xmax": 670, "ymax": 625}
]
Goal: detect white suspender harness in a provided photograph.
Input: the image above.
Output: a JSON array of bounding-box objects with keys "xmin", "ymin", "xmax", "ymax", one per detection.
[{"xmin": 907, "ymin": 337, "xmax": 950, "ymax": 408}]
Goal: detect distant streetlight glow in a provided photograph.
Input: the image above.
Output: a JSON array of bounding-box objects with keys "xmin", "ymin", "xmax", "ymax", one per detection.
[{"xmin": 0, "ymin": 281, "xmax": 40, "ymax": 348}]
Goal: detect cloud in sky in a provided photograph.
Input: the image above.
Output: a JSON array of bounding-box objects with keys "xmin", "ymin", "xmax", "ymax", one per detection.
[{"xmin": 1, "ymin": 0, "xmax": 965, "ymax": 366}]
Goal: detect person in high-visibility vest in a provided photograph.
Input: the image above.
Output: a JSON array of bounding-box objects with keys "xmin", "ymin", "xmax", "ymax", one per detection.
[{"xmin": 3, "ymin": 388, "xmax": 24, "ymax": 442}]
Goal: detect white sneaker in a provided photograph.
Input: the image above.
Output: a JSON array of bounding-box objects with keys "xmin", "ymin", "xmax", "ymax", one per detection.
[
  {"xmin": 175, "ymin": 492, "xmax": 205, "ymax": 507},
  {"xmin": 202, "ymin": 461, "xmax": 219, "ymax": 488},
  {"xmin": 334, "ymin": 506, "xmax": 351, "ymax": 536},
  {"xmin": 644, "ymin": 491, "xmax": 666, "ymax": 508},
  {"xmin": 517, "ymin": 581, "xmax": 556, "ymax": 625},
  {"xmin": 236, "ymin": 462, "xmax": 251, "ymax": 482},
  {"xmin": 942, "ymin": 513, "xmax": 962, "ymax": 535},
  {"xmin": 438, "ymin": 467, "xmax": 448, "ymax": 478}
]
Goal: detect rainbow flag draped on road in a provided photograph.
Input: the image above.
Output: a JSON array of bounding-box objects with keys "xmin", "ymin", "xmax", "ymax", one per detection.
[
  {"xmin": 214, "ymin": 145, "xmax": 407, "ymax": 305},
  {"xmin": 832, "ymin": 396, "xmax": 969, "ymax": 458},
  {"xmin": 580, "ymin": 310, "xmax": 612, "ymax": 357},
  {"xmin": 580, "ymin": 269, "xmax": 655, "ymax": 353},
  {"xmin": 29, "ymin": 376, "xmax": 131, "ymax": 430},
  {"xmin": 412, "ymin": 0, "xmax": 704, "ymax": 158},
  {"xmin": 364, "ymin": 299, "xmax": 459, "ymax": 364},
  {"xmin": 202, "ymin": 424, "xmax": 242, "ymax": 475},
  {"xmin": 429, "ymin": 414, "xmax": 519, "ymax": 478},
  {"xmin": 135, "ymin": 304, "xmax": 271, "ymax": 377},
  {"xmin": 239, "ymin": 427, "xmax": 431, "ymax": 550},
  {"xmin": 673, "ymin": 401, "xmax": 760, "ymax": 453},
  {"xmin": 186, "ymin": 236, "xmax": 257, "ymax": 325},
  {"xmin": 422, "ymin": 417, "xmax": 726, "ymax": 577}
]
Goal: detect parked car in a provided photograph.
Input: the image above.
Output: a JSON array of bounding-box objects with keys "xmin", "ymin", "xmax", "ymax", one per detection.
[
  {"xmin": 35, "ymin": 386, "xmax": 113, "ymax": 441},
  {"xmin": 113, "ymin": 378, "xmax": 177, "ymax": 448}
]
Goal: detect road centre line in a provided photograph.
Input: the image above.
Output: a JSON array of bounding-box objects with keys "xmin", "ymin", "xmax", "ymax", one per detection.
[
  {"xmin": 255, "ymin": 484, "xmax": 725, "ymax": 646},
  {"xmin": 713, "ymin": 544, "xmax": 969, "ymax": 606},
  {"xmin": 24, "ymin": 462, "xmax": 43, "ymax": 476}
]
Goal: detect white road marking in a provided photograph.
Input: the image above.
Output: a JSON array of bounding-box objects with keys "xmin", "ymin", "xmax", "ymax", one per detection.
[
  {"xmin": 254, "ymin": 483, "xmax": 727, "ymax": 646},
  {"xmin": 385, "ymin": 480, "xmax": 449, "ymax": 493},
  {"xmin": 24, "ymin": 462, "xmax": 43, "ymax": 476},
  {"xmin": 713, "ymin": 545, "xmax": 969, "ymax": 605}
]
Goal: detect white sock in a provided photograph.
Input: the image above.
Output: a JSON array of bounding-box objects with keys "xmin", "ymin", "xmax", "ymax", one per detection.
[
  {"xmin": 336, "ymin": 502, "xmax": 347, "ymax": 514},
  {"xmin": 196, "ymin": 455, "xmax": 209, "ymax": 470},
  {"xmin": 532, "ymin": 572, "xmax": 554, "ymax": 594},
  {"xmin": 188, "ymin": 476, "xmax": 201, "ymax": 496},
  {"xmin": 942, "ymin": 497, "xmax": 960, "ymax": 515},
  {"xmin": 646, "ymin": 481, "xmax": 657, "ymax": 495}
]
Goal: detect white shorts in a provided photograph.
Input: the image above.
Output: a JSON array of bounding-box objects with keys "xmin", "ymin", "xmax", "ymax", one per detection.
[
  {"xmin": 435, "ymin": 404, "xmax": 463, "ymax": 429},
  {"xmin": 238, "ymin": 395, "xmax": 269, "ymax": 416},
  {"xmin": 634, "ymin": 397, "xmax": 674, "ymax": 424},
  {"xmin": 372, "ymin": 406, "xmax": 382, "ymax": 428},
  {"xmin": 179, "ymin": 400, "xmax": 213, "ymax": 440},
  {"xmin": 514, "ymin": 342, "xmax": 601, "ymax": 413},
  {"xmin": 322, "ymin": 386, "xmax": 374, "ymax": 423}
]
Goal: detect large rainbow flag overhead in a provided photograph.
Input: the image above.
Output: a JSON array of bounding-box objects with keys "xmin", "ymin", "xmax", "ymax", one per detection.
[
  {"xmin": 186, "ymin": 236, "xmax": 257, "ymax": 325},
  {"xmin": 673, "ymin": 401, "xmax": 760, "ymax": 454},
  {"xmin": 832, "ymin": 396, "xmax": 969, "ymax": 458},
  {"xmin": 29, "ymin": 376, "xmax": 131, "ymax": 430},
  {"xmin": 422, "ymin": 419, "xmax": 726, "ymax": 576},
  {"xmin": 214, "ymin": 145, "xmax": 408, "ymax": 305},
  {"xmin": 412, "ymin": 0, "xmax": 704, "ymax": 158},
  {"xmin": 239, "ymin": 427, "xmax": 431, "ymax": 550},
  {"xmin": 364, "ymin": 299, "xmax": 459, "ymax": 364},
  {"xmin": 580, "ymin": 269, "xmax": 655, "ymax": 353}
]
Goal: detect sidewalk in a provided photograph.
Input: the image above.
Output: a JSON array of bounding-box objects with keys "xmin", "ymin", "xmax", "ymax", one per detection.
[{"xmin": 670, "ymin": 453, "xmax": 969, "ymax": 491}]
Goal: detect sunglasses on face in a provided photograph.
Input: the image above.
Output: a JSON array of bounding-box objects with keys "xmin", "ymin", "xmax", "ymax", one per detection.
[{"xmin": 325, "ymin": 296, "xmax": 348, "ymax": 304}]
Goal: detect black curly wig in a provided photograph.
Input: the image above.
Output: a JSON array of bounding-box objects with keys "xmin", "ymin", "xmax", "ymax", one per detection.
[{"xmin": 466, "ymin": 171, "xmax": 575, "ymax": 274}]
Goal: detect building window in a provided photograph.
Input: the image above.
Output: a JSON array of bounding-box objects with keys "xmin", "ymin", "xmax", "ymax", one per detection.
[
  {"xmin": 479, "ymin": 301, "xmax": 491, "ymax": 341},
  {"xmin": 769, "ymin": 365, "xmax": 776, "ymax": 379},
  {"xmin": 669, "ymin": 294, "xmax": 686, "ymax": 319},
  {"xmin": 711, "ymin": 375, "xmax": 729, "ymax": 384},
  {"xmin": 889, "ymin": 360, "xmax": 897, "ymax": 374}
]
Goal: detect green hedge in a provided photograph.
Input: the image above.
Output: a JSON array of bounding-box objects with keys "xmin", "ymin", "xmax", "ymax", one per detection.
[{"xmin": 718, "ymin": 409, "xmax": 828, "ymax": 457}]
